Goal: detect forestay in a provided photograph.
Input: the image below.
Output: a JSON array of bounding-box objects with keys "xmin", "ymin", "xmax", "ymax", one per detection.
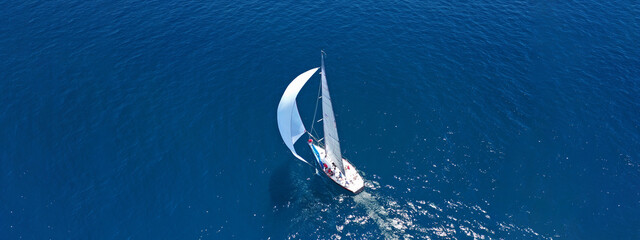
[
  {"xmin": 277, "ymin": 67, "xmax": 319, "ymax": 164},
  {"xmin": 320, "ymin": 54, "xmax": 344, "ymax": 173}
]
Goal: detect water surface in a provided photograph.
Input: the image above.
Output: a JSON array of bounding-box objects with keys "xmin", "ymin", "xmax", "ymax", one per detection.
[{"xmin": 1, "ymin": 0, "xmax": 639, "ymax": 239}]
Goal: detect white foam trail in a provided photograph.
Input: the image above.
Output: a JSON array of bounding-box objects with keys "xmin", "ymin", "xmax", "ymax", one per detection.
[{"xmin": 353, "ymin": 191, "xmax": 401, "ymax": 240}]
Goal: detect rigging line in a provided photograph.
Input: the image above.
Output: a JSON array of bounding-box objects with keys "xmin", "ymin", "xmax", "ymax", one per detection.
[
  {"xmin": 310, "ymin": 50, "xmax": 327, "ymax": 140},
  {"xmin": 306, "ymin": 130, "xmax": 325, "ymax": 148},
  {"xmin": 309, "ymin": 71, "xmax": 323, "ymax": 135}
]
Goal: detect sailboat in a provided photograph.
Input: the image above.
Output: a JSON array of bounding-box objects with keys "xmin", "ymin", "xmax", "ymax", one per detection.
[{"xmin": 277, "ymin": 52, "xmax": 365, "ymax": 194}]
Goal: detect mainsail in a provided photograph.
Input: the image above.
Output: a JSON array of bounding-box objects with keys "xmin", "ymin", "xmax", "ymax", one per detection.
[
  {"xmin": 320, "ymin": 53, "xmax": 344, "ymax": 173},
  {"xmin": 277, "ymin": 67, "xmax": 319, "ymax": 164}
]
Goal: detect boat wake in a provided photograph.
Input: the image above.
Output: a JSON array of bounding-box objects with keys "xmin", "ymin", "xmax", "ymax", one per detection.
[
  {"xmin": 345, "ymin": 177, "xmax": 554, "ymax": 240},
  {"xmin": 353, "ymin": 191, "xmax": 402, "ymax": 239},
  {"xmin": 270, "ymin": 165, "xmax": 553, "ymax": 239}
]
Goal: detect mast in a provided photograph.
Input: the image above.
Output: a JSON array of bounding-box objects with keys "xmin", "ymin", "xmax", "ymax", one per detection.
[{"xmin": 320, "ymin": 51, "xmax": 345, "ymax": 173}]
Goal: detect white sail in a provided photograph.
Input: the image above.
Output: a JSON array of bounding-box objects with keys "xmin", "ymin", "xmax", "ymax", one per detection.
[
  {"xmin": 277, "ymin": 67, "xmax": 319, "ymax": 164},
  {"xmin": 320, "ymin": 53, "xmax": 344, "ymax": 173}
]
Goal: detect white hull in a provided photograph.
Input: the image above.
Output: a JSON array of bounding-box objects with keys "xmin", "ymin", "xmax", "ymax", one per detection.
[{"xmin": 309, "ymin": 142, "xmax": 365, "ymax": 194}]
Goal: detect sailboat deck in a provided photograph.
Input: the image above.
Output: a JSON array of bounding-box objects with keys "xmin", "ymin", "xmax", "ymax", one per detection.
[{"xmin": 309, "ymin": 143, "xmax": 364, "ymax": 194}]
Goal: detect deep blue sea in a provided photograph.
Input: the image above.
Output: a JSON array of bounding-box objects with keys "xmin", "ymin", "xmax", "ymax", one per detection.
[{"xmin": 2, "ymin": 0, "xmax": 639, "ymax": 239}]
